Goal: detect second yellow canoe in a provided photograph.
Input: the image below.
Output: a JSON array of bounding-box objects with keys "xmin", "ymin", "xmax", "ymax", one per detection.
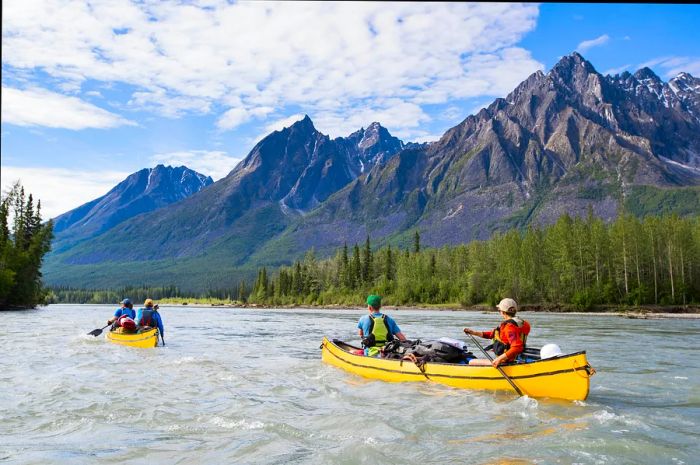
[{"xmin": 106, "ymin": 328, "xmax": 159, "ymax": 348}]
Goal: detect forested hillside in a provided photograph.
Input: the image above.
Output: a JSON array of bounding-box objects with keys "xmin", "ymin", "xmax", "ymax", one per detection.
[{"xmin": 247, "ymin": 212, "xmax": 700, "ymax": 308}]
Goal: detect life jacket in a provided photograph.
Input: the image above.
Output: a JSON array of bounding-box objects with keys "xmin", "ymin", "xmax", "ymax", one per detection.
[
  {"xmin": 491, "ymin": 317, "xmax": 529, "ymax": 356},
  {"xmin": 140, "ymin": 308, "xmax": 157, "ymax": 327},
  {"xmin": 362, "ymin": 314, "xmax": 394, "ymax": 348},
  {"xmin": 118, "ymin": 316, "xmax": 137, "ymax": 332}
]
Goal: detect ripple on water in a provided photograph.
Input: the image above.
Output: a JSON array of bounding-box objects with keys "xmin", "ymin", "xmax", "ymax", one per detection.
[{"xmin": 2, "ymin": 306, "xmax": 699, "ymax": 464}]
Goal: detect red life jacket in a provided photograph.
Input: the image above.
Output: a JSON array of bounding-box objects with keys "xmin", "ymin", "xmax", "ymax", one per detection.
[{"xmin": 491, "ymin": 317, "xmax": 530, "ymax": 356}]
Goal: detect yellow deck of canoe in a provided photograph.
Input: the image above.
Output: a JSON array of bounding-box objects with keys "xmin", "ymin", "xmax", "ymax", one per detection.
[
  {"xmin": 106, "ymin": 328, "xmax": 159, "ymax": 348},
  {"xmin": 321, "ymin": 337, "xmax": 593, "ymax": 401}
]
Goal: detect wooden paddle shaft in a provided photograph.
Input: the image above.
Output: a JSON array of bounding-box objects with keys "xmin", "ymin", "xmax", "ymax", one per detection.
[{"xmin": 467, "ymin": 333, "xmax": 523, "ymax": 396}]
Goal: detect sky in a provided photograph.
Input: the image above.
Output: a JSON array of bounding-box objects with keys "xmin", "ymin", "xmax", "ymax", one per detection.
[{"xmin": 2, "ymin": 1, "xmax": 699, "ymax": 219}]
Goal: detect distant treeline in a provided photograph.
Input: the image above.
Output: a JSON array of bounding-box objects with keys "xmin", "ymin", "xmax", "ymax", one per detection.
[
  {"xmin": 47, "ymin": 285, "xmax": 185, "ymax": 305},
  {"xmin": 247, "ymin": 212, "xmax": 700, "ymax": 308},
  {"xmin": 0, "ymin": 183, "xmax": 54, "ymax": 309},
  {"xmin": 47, "ymin": 284, "xmax": 249, "ymax": 304}
]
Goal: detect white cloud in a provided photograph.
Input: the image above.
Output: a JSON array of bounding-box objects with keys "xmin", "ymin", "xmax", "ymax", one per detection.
[
  {"xmin": 2, "ymin": 1, "xmax": 542, "ymax": 139},
  {"xmin": 216, "ymin": 106, "xmax": 274, "ymax": 131},
  {"xmin": 404, "ymin": 133, "xmax": 442, "ymax": 144},
  {"xmin": 603, "ymin": 64, "xmax": 631, "ymax": 76},
  {"xmin": 638, "ymin": 56, "xmax": 700, "ymax": 78},
  {"xmin": 149, "ymin": 150, "xmax": 242, "ymax": 181},
  {"xmin": 1, "ymin": 166, "xmax": 129, "ymax": 218},
  {"xmin": 576, "ymin": 34, "xmax": 610, "ymax": 53},
  {"xmin": 1, "ymin": 86, "xmax": 135, "ymax": 129}
]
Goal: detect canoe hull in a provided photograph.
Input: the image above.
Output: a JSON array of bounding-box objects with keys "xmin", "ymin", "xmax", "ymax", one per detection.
[
  {"xmin": 321, "ymin": 337, "xmax": 592, "ymax": 401},
  {"xmin": 106, "ymin": 328, "xmax": 159, "ymax": 348}
]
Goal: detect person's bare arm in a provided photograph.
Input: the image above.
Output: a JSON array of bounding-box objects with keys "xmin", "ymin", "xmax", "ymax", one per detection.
[{"xmin": 395, "ymin": 331, "xmax": 407, "ymax": 341}]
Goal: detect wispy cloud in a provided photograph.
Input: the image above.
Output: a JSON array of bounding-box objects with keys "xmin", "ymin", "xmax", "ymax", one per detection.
[
  {"xmin": 576, "ymin": 34, "xmax": 610, "ymax": 53},
  {"xmin": 1, "ymin": 166, "xmax": 129, "ymax": 218},
  {"xmin": 1, "ymin": 87, "xmax": 135, "ymax": 129},
  {"xmin": 639, "ymin": 56, "xmax": 700, "ymax": 78},
  {"xmin": 2, "ymin": 1, "xmax": 543, "ymax": 139},
  {"xmin": 603, "ymin": 64, "xmax": 631, "ymax": 76},
  {"xmin": 149, "ymin": 150, "xmax": 243, "ymax": 181}
]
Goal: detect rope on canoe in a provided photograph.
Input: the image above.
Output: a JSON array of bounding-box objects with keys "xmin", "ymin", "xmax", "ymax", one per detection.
[{"xmin": 400, "ymin": 353, "xmax": 430, "ymax": 380}]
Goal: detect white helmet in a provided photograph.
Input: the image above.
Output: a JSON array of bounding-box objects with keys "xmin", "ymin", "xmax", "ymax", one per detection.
[
  {"xmin": 497, "ymin": 298, "xmax": 518, "ymax": 316},
  {"xmin": 540, "ymin": 343, "xmax": 563, "ymax": 359}
]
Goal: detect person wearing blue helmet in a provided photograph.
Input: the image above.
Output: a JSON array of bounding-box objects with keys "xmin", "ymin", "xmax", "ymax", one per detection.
[{"xmin": 107, "ymin": 298, "xmax": 136, "ymax": 328}]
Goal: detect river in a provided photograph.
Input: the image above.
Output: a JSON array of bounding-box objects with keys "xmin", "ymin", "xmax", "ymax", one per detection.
[{"xmin": 1, "ymin": 305, "xmax": 698, "ymax": 464}]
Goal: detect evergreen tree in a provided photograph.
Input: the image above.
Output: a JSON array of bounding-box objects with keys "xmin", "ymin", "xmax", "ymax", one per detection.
[
  {"xmin": 0, "ymin": 182, "xmax": 54, "ymax": 308},
  {"xmin": 362, "ymin": 235, "xmax": 372, "ymax": 285},
  {"xmin": 384, "ymin": 245, "xmax": 395, "ymax": 281},
  {"xmin": 413, "ymin": 230, "xmax": 421, "ymax": 254},
  {"xmin": 351, "ymin": 244, "xmax": 361, "ymax": 289},
  {"xmin": 339, "ymin": 243, "xmax": 350, "ymax": 288}
]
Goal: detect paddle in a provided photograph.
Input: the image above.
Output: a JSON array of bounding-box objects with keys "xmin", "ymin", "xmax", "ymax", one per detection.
[
  {"xmin": 154, "ymin": 306, "xmax": 165, "ymax": 346},
  {"xmin": 466, "ymin": 333, "xmax": 523, "ymax": 396},
  {"xmin": 88, "ymin": 324, "xmax": 110, "ymax": 337}
]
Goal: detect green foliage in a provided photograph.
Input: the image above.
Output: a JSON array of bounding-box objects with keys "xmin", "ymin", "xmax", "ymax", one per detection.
[
  {"xmin": 624, "ymin": 186, "xmax": 700, "ymax": 218},
  {"xmin": 0, "ymin": 182, "xmax": 54, "ymax": 308},
  {"xmin": 47, "ymin": 284, "xmax": 184, "ymax": 304},
  {"xmin": 246, "ymin": 213, "xmax": 700, "ymax": 307}
]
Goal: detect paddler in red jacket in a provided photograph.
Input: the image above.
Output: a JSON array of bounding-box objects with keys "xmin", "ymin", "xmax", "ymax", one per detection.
[{"xmin": 463, "ymin": 298, "xmax": 530, "ymax": 367}]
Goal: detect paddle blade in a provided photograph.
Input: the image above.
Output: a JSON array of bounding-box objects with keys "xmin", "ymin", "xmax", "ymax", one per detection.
[{"xmin": 88, "ymin": 324, "xmax": 109, "ymax": 337}]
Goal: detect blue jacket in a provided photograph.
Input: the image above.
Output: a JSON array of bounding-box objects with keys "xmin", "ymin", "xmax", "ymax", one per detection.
[
  {"xmin": 135, "ymin": 307, "xmax": 164, "ymax": 336},
  {"xmin": 113, "ymin": 307, "xmax": 136, "ymax": 320}
]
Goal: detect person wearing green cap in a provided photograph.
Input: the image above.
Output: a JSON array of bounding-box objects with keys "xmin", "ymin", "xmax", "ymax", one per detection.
[{"xmin": 357, "ymin": 295, "xmax": 407, "ymax": 357}]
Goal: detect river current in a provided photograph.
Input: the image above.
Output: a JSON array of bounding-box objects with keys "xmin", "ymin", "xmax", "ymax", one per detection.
[{"xmin": 1, "ymin": 305, "xmax": 698, "ymax": 464}]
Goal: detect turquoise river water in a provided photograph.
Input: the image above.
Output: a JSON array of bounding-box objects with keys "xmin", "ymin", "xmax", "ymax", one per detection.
[{"xmin": 1, "ymin": 305, "xmax": 699, "ymax": 464}]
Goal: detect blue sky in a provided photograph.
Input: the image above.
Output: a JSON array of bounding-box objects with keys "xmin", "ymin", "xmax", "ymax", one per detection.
[{"xmin": 2, "ymin": 2, "xmax": 699, "ymax": 218}]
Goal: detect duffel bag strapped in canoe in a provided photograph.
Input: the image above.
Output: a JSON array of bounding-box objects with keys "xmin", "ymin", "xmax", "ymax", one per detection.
[{"xmin": 382, "ymin": 339, "xmax": 474, "ymax": 364}]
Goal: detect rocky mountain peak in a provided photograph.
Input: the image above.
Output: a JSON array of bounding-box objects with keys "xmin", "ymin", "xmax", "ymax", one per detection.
[
  {"xmin": 670, "ymin": 72, "xmax": 699, "ymax": 91},
  {"xmin": 633, "ymin": 67, "xmax": 661, "ymax": 82},
  {"xmin": 51, "ymin": 165, "xmax": 213, "ymax": 241},
  {"xmin": 549, "ymin": 52, "xmax": 598, "ymax": 78},
  {"xmin": 289, "ymin": 114, "xmax": 317, "ymax": 134}
]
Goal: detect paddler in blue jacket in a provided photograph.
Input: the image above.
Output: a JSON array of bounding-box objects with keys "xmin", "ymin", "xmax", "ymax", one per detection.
[
  {"xmin": 107, "ymin": 298, "xmax": 135, "ymax": 328},
  {"xmin": 135, "ymin": 299, "xmax": 164, "ymax": 337}
]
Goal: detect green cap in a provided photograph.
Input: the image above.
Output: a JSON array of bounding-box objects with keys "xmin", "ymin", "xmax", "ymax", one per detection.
[{"xmin": 367, "ymin": 295, "xmax": 382, "ymax": 309}]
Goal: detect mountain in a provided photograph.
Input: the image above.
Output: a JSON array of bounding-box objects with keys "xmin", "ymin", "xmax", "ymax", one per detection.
[
  {"xmin": 43, "ymin": 118, "xmax": 405, "ymax": 288},
  {"xmin": 263, "ymin": 52, "xmax": 700, "ymax": 253},
  {"xmin": 50, "ymin": 165, "xmax": 213, "ymax": 254},
  {"xmin": 42, "ymin": 53, "xmax": 700, "ymax": 291}
]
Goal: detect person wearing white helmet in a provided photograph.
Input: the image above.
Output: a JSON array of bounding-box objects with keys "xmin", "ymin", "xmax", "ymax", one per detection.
[{"xmin": 463, "ymin": 298, "xmax": 531, "ymax": 367}]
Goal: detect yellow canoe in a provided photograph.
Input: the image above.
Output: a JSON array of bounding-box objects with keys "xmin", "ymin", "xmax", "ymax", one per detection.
[
  {"xmin": 321, "ymin": 337, "xmax": 594, "ymax": 401},
  {"xmin": 106, "ymin": 328, "xmax": 159, "ymax": 348}
]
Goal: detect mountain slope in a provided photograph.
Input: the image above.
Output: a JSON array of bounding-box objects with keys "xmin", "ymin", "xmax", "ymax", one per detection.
[{"xmin": 51, "ymin": 165, "xmax": 213, "ymax": 254}]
